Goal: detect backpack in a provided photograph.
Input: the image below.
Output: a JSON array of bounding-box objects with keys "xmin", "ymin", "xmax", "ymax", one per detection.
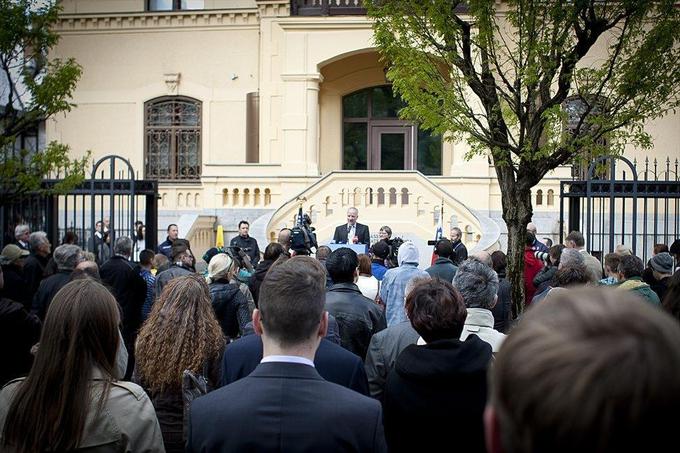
[
  {"xmin": 182, "ymin": 368, "xmax": 211, "ymax": 441},
  {"xmin": 290, "ymin": 226, "xmax": 310, "ymax": 252}
]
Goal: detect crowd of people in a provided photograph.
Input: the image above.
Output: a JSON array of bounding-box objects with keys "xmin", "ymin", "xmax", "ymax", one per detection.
[{"xmin": 0, "ymin": 214, "xmax": 679, "ymax": 452}]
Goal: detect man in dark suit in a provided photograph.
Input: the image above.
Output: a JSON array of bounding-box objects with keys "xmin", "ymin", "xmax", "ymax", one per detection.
[
  {"xmin": 332, "ymin": 207, "xmax": 371, "ymax": 245},
  {"xmin": 188, "ymin": 256, "xmax": 386, "ymax": 453},
  {"xmin": 100, "ymin": 236, "xmax": 147, "ymax": 380},
  {"xmin": 221, "ymin": 334, "xmax": 369, "ymax": 395}
]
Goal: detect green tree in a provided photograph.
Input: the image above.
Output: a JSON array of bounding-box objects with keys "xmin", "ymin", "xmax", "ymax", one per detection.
[
  {"xmin": 367, "ymin": 0, "xmax": 680, "ymax": 314},
  {"xmin": 1, "ymin": 0, "xmax": 89, "ymax": 203}
]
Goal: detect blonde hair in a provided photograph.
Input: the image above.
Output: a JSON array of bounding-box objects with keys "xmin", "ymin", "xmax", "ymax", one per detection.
[{"xmin": 206, "ymin": 253, "xmax": 235, "ymax": 284}]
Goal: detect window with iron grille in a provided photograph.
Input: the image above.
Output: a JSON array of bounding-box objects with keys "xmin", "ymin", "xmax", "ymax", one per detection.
[
  {"xmin": 145, "ymin": 96, "xmax": 201, "ymax": 181},
  {"xmin": 147, "ymin": 0, "xmax": 204, "ymax": 11}
]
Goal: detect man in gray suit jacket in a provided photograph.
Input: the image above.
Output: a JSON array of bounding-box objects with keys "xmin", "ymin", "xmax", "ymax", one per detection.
[{"xmin": 187, "ymin": 256, "xmax": 387, "ymax": 453}]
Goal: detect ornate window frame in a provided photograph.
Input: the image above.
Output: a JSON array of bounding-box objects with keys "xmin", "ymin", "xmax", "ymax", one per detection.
[{"xmin": 144, "ymin": 96, "xmax": 202, "ymax": 182}]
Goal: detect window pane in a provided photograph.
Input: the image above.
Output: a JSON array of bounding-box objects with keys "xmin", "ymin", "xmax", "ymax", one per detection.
[
  {"xmin": 149, "ymin": 0, "xmax": 173, "ymax": 11},
  {"xmin": 343, "ymin": 122, "xmax": 367, "ymax": 170},
  {"xmin": 148, "ymin": 102, "xmax": 173, "ymax": 126},
  {"xmin": 417, "ymin": 128, "xmax": 442, "ymax": 175},
  {"xmin": 182, "ymin": 0, "xmax": 204, "ymax": 9},
  {"xmin": 343, "ymin": 90, "xmax": 368, "ymax": 118},
  {"xmin": 380, "ymin": 133, "xmax": 405, "ymax": 170},
  {"xmin": 176, "ymin": 101, "xmax": 200, "ymax": 126},
  {"xmin": 147, "ymin": 130, "xmax": 172, "ymax": 178},
  {"xmin": 372, "ymin": 86, "xmax": 405, "ymax": 118}
]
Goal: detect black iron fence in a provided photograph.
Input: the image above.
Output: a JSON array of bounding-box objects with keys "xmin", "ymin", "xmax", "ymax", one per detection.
[
  {"xmin": 560, "ymin": 155, "xmax": 680, "ymax": 263},
  {"xmin": 1, "ymin": 155, "xmax": 158, "ymax": 259}
]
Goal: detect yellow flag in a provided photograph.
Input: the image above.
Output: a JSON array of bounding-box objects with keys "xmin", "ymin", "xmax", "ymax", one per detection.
[{"xmin": 216, "ymin": 225, "xmax": 224, "ymax": 248}]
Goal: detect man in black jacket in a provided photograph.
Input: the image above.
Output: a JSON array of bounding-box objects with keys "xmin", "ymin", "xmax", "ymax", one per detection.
[
  {"xmin": 23, "ymin": 232, "xmax": 51, "ymax": 301},
  {"xmin": 450, "ymin": 227, "xmax": 468, "ymax": 266},
  {"xmin": 229, "ymin": 220, "xmax": 260, "ymax": 266},
  {"xmin": 157, "ymin": 223, "xmax": 179, "ymax": 259},
  {"xmin": 101, "ymin": 236, "xmax": 147, "ymax": 379},
  {"xmin": 32, "ymin": 244, "xmax": 82, "ymax": 321},
  {"xmin": 324, "ymin": 247, "xmax": 386, "ymax": 360},
  {"xmin": 332, "ymin": 207, "xmax": 371, "ymax": 245},
  {"xmin": 425, "ymin": 239, "xmax": 458, "ymax": 282}
]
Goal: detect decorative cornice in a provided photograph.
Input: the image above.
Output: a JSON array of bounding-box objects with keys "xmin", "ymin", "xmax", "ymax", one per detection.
[
  {"xmin": 256, "ymin": 0, "xmax": 290, "ymax": 18},
  {"xmin": 278, "ymin": 16, "xmax": 373, "ymax": 30},
  {"xmin": 55, "ymin": 9, "xmax": 259, "ymax": 33}
]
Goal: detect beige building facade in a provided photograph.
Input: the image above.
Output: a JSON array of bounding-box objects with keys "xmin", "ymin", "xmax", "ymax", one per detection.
[{"xmin": 50, "ymin": 0, "xmax": 679, "ymax": 261}]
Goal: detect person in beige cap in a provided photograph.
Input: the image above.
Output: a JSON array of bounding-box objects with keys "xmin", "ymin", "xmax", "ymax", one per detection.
[
  {"xmin": 0, "ymin": 244, "xmax": 31, "ymax": 308},
  {"xmin": 649, "ymin": 252, "xmax": 674, "ymax": 301}
]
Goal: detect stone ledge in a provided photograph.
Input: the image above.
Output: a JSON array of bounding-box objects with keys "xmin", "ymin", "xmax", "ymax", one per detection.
[{"xmin": 56, "ymin": 9, "xmax": 259, "ymax": 32}]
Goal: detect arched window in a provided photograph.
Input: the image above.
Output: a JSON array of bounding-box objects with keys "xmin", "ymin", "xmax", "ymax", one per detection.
[
  {"xmin": 254, "ymin": 188, "xmax": 261, "ymax": 206},
  {"xmin": 243, "ymin": 188, "xmax": 250, "ymax": 205},
  {"xmin": 145, "ymin": 96, "xmax": 201, "ymax": 181},
  {"xmin": 365, "ymin": 187, "xmax": 373, "ymax": 205},
  {"xmin": 401, "ymin": 188, "xmax": 409, "ymax": 205},
  {"xmin": 232, "ymin": 188, "xmax": 239, "ymax": 205},
  {"xmin": 547, "ymin": 189, "xmax": 555, "ymax": 206},
  {"xmin": 377, "ymin": 188, "xmax": 385, "ymax": 205},
  {"xmin": 389, "ymin": 188, "xmax": 397, "ymax": 205},
  {"xmin": 264, "ymin": 188, "xmax": 271, "ymax": 205},
  {"xmin": 536, "ymin": 189, "xmax": 543, "ymax": 205}
]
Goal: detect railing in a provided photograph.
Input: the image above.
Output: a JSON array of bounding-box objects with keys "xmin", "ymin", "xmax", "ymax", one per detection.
[
  {"xmin": 291, "ymin": 0, "xmax": 366, "ymax": 16},
  {"xmin": 265, "ymin": 170, "xmax": 498, "ymax": 251}
]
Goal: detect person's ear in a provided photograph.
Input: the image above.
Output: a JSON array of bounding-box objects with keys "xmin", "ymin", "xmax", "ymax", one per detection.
[
  {"xmin": 253, "ymin": 309, "xmax": 264, "ymax": 336},
  {"xmin": 318, "ymin": 311, "xmax": 328, "ymax": 339},
  {"xmin": 484, "ymin": 405, "xmax": 504, "ymax": 453}
]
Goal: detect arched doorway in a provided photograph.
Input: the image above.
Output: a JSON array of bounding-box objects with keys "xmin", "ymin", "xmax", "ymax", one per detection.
[{"xmin": 342, "ymin": 85, "xmax": 441, "ymax": 174}]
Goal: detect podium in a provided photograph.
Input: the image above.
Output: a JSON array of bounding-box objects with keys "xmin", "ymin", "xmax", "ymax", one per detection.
[{"xmin": 327, "ymin": 243, "xmax": 369, "ymax": 254}]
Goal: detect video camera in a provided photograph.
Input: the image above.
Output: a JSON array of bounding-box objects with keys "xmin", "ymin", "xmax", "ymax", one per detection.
[
  {"xmin": 224, "ymin": 245, "xmax": 253, "ymax": 272},
  {"xmin": 290, "ymin": 207, "xmax": 318, "ymax": 255}
]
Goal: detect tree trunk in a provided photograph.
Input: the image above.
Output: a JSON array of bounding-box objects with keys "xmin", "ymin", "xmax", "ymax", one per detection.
[{"xmin": 500, "ymin": 182, "xmax": 534, "ymax": 319}]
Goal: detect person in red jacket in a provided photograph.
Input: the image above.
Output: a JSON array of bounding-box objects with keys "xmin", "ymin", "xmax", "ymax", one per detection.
[{"xmin": 524, "ymin": 232, "xmax": 544, "ymax": 306}]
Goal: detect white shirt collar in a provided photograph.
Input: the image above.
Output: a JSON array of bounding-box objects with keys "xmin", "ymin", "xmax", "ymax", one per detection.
[{"xmin": 261, "ymin": 355, "xmax": 315, "ymax": 367}]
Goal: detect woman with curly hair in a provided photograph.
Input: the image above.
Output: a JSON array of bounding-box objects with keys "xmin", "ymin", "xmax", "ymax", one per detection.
[
  {"xmin": 0, "ymin": 279, "xmax": 164, "ymax": 452},
  {"xmin": 134, "ymin": 275, "xmax": 225, "ymax": 452}
]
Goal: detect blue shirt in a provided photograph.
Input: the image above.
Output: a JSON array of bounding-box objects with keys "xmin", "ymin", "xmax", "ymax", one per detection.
[
  {"xmin": 140, "ymin": 268, "xmax": 156, "ymax": 321},
  {"xmin": 371, "ymin": 262, "xmax": 388, "ymax": 281},
  {"xmin": 380, "ymin": 263, "xmax": 430, "ymax": 327}
]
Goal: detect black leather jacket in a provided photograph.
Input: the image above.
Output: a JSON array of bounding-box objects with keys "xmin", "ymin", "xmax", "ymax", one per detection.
[{"xmin": 324, "ymin": 283, "xmax": 387, "ymax": 360}]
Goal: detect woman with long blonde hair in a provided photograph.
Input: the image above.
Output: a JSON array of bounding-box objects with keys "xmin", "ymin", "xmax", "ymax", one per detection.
[
  {"xmin": 0, "ymin": 279, "xmax": 164, "ymax": 452},
  {"xmin": 134, "ymin": 275, "xmax": 225, "ymax": 452}
]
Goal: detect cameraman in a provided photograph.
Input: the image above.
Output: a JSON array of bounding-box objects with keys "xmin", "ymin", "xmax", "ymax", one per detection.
[{"xmin": 230, "ymin": 220, "xmax": 260, "ymax": 266}]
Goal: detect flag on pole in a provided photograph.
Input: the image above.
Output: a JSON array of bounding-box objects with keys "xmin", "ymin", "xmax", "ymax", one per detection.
[
  {"xmin": 216, "ymin": 225, "xmax": 224, "ymax": 248},
  {"xmin": 431, "ymin": 201, "xmax": 444, "ymax": 265}
]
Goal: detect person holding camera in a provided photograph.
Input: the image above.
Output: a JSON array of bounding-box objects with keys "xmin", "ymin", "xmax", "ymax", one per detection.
[{"xmin": 230, "ymin": 220, "xmax": 260, "ymax": 267}]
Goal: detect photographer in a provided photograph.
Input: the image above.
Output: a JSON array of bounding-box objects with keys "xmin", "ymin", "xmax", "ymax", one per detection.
[{"xmin": 229, "ymin": 220, "xmax": 260, "ymax": 267}]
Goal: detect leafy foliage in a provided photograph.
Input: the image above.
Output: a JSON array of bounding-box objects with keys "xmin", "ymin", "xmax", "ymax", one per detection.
[
  {"xmin": 367, "ymin": 0, "xmax": 680, "ymax": 312},
  {"xmin": 367, "ymin": 0, "xmax": 679, "ymax": 185},
  {"xmin": 1, "ymin": 0, "xmax": 88, "ymax": 202}
]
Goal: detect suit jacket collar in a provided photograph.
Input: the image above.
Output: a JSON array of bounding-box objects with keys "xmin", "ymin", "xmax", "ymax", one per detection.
[{"xmin": 250, "ymin": 361, "xmax": 325, "ymax": 381}]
